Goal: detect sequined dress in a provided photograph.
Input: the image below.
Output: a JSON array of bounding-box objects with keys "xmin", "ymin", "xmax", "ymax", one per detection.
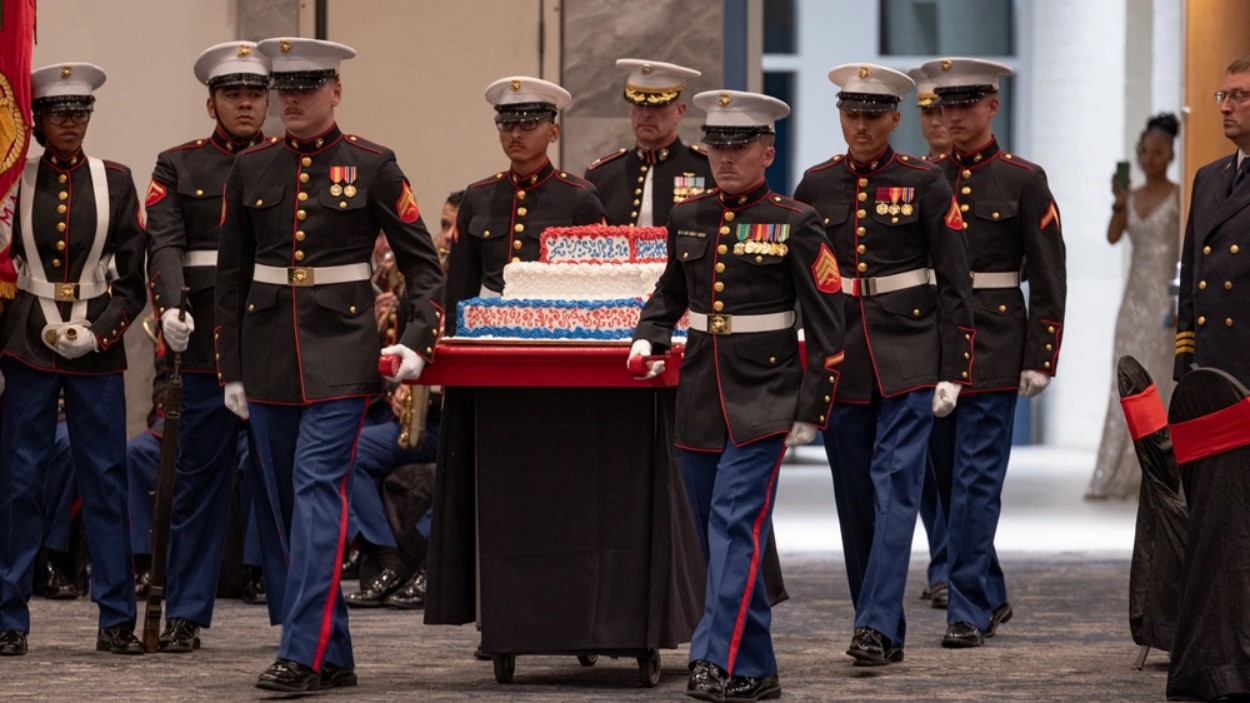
[{"xmin": 1087, "ymin": 190, "xmax": 1180, "ymax": 499}]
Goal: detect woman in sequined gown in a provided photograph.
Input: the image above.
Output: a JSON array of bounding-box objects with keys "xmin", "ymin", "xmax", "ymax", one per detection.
[{"xmin": 1086, "ymin": 114, "xmax": 1181, "ymax": 500}]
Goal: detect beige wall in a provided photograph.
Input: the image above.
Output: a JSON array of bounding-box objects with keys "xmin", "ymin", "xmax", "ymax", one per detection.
[{"xmin": 326, "ymin": 0, "xmax": 558, "ymax": 212}]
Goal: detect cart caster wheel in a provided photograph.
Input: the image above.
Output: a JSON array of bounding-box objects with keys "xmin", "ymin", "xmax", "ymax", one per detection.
[
  {"xmin": 492, "ymin": 654, "xmax": 516, "ymax": 683},
  {"xmin": 637, "ymin": 648, "xmax": 661, "ymax": 687},
  {"xmin": 577, "ymin": 654, "xmax": 598, "ymax": 667}
]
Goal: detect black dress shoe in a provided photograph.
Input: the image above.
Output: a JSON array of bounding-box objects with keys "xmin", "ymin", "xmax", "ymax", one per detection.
[
  {"xmin": 686, "ymin": 659, "xmax": 727, "ymax": 702},
  {"xmin": 941, "ymin": 621, "xmax": 985, "ymax": 648},
  {"xmin": 0, "ymin": 630, "xmax": 28, "ymax": 656},
  {"xmin": 40, "ymin": 561, "xmax": 80, "ymax": 600},
  {"xmin": 134, "ymin": 570, "xmax": 151, "ymax": 597},
  {"xmin": 724, "ymin": 673, "xmax": 781, "ymax": 702},
  {"xmin": 847, "ymin": 627, "xmax": 903, "ymax": 667},
  {"xmin": 96, "ymin": 625, "xmax": 144, "ymax": 655},
  {"xmin": 384, "ymin": 570, "xmax": 426, "ymax": 609},
  {"xmin": 345, "ymin": 568, "xmax": 404, "ymax": 608},
  {"xmin": 256, "ymin": 658, "xmax": 320, "ymax": 692},
  {"xmin": 320, "ymin": 661, "xmax": 358, "ymax": 689},
  {"xmin": 929, "ymin": 581, "xmax": 948, "ymax": 609},
  {"xmin": 158, "ymin": 617, "xmax": 201, "ymax": 653},
  {"xmin": 241, "ymin": 566, "xmax": 267, "ymax": 606},
  {"xmin": 987, "ymin": 602, "xmax": 1013, "ymax": 637}
]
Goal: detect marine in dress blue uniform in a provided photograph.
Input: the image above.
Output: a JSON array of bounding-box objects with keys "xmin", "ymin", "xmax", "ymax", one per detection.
[
  {"xmin": 922, "ymin": 58, "xmax": 1067, "ymax": 648},
  {"xmin": 791, "ymin": 64, "xmax": 974, "ymax": 666},
  {"xmin": 584, "ymin": 59, "xmax": 713, "ymax": 227},
  {"xmin": 0, "ymin": 63, "xmax": 147, "ymax": 656},
  {"xmin": 632, "ymin": 90, "xmax": 844, "ymax": 702},
  {"xmin": 907, "ymin": 63, "xmax": 954, "ymax": 608},
  {"xmin": 214, "ymin": 38, "xmax": 444, "ymax": 692},
  {"xmin": 144, "ymin": 40, "xmax": 271, "ymax": 653},
  {"xmin": 426, "ymin": 78, "xmax": 607, "ymax": 625},
  {"xmin": 1175, "ymin": 58, "xmax": 1250, "ymax": 389}
]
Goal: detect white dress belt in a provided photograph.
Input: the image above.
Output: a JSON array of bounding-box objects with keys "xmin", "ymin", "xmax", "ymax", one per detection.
[
  {"xmin": 971, "ymin": 271, "xmax": 1021, "ymax": 289},
  {"xmin": 688, "ymin": 310, "xmax": 796, "ymax": 335},
  {"xmin": 16, "ymin": 274, "xmax": 108, "ymax": 302},
  {"xmin": 843, "ymin": 268, "xmax": 933, "ymax": 297},
  {"xmin": 253, "ymin": 262, "xmax": 372, "ymax": 287},
  {"xmin": 183, "ymin": 250, "xmax": 218, "ymax": 267}
]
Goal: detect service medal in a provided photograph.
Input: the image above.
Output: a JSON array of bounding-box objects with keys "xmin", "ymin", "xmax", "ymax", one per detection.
[
  {"xmin": 733, "ymin": 242, "xmax": 745, "ymax": 255},
  {"xmin": 901, "ymin": 204, "xmax": 913, "ymax": 216},
  {"xmin": 344, "ymin": 184, "xmax": 357, "ymax": 198},
  {"xmin": 876, "ymin": 203, "xmax": 889, "ymax": 215},
  {"xmin": 329, "ymin": 184, "xmax": 343, "ymax": 197},
  {"xmin": 888, "ymin": 204, "xmax": 901, "ymax": 216}
]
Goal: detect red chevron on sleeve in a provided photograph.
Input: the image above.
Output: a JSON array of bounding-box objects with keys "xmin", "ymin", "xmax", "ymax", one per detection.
[
  {"xmin": 145, "ymin": 180, "xmax": 168, "ymax": 208},
  {"xmin": 812, "ymin": 244, "xmax": 842, "ymax": 294},
  {"xmin": 397, "ymin": 181, "xmax": 420, "ymax": 224},
  {"xmin": 944, "ymin": 196, "xmax": 965, "ymax": 230},
  {"xmin": 1040, "ymin": 200, "xmax": 1060, "ymax": 231}
]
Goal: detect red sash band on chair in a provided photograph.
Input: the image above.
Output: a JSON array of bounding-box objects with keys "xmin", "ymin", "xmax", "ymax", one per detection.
[
  {"xmin": 1169, "ymin": 396, "xmax": 1250, "ymax": 464},
  {"xmin": 1120, "ymin": 384, "xmax": 1168, "ymax": 441}
]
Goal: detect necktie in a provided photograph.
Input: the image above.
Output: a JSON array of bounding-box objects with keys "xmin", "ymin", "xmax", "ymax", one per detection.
[{"xmin": 1232, "ymin": 158, "xmax": 1250, "ymax": 195}]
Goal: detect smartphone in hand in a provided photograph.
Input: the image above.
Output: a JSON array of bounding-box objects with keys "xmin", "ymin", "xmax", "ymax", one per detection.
[{"xmin": 1115, "ymin": 160, "xmax": 1131, "ymax": 191}]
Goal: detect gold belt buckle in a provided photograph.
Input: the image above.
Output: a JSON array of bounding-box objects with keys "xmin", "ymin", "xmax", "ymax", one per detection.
[
  {"xmin": 708, "ymin": 313, "xmax": 732, "ymax": 335},
  {"xmin": 54, "ymin": 282, "xmax": 79, "ymax": 302},
  {"xmin": 287, "ymin": 266, "xmax": 314, "ymax": 286}
]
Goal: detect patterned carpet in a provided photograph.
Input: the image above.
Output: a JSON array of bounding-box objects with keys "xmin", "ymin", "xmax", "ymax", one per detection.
[{"xmin": 2, "ymin": 555, "xmax": 1169, "ymax": 702}]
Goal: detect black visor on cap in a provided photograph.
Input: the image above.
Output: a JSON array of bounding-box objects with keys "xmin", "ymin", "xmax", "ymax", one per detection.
[
  {"xmin": 934, "ymin": 85, "xmax": 996, "ymax": 106},
  {"xmin": 271, "ymin": 69, "xmax": 336, "ymax": 91},
  {"xmin": 32, "ymin": 95, "xmax": 95, "ymax": 114},
  {"xmin": 493, "ymin": 102, "xmax": 557, "ymax": 122},
  {"xmin": 700, "ymin": 125, "xmax": 773, "ymax": 146},
  {"xmin": 209, "ymin": 72, "xmax": 271, "ymax": 90},
  {"xmin": 836, "ymin": 91, "xmax": 900, "ymax": 113}
]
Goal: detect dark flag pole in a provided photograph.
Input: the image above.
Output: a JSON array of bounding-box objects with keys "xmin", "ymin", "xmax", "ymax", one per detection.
[{"xmin": 142, "ymin": 287, "xmax": 189, "ymax": 653}]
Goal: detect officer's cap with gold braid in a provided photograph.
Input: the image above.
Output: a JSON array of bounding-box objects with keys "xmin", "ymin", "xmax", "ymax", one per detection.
[
  {"xmin": 258, "ymin": 37, "xmax": 355, "ymax": 91},
  {"xmin": 484, "ymin": 76, "xmax": 573, "ymax": 123},
  {"xmin": 906, "ymin": 66, "xmax": 939, "ymax": 109},
  {"xmin": 194, "ymin": 42, "xmax": 271, "ymax": 90},
  {"xmin": 828, "ymin": 63, "xmax": 914, "ymax": 113},
  {"xmin": 923, "ymin": 57, "xmax": 1013, "ymax": 106},
  {"xmin": 31, "ymin": 63, "xmax": 106, "ymax": 114},
  {"xmin": 693, "ymin": 90, "xmax": 789, "ymax": 146},
  {"xmin": 617, "ymin": 58, "xmax": 701, "ymax": 107}
]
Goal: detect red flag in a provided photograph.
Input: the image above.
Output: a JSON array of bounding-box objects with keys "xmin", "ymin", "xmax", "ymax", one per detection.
[{"xmin": 0, "ymin": 0, "xmax": 37, "ymax": 301}]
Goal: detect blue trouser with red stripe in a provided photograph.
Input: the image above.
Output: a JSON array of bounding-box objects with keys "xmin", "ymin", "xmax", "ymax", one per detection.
[
  {"xmin": 165, "ymin": 372, "xmax": 244, "ymax": 628},
  {"xmin": 249, "ymin": 398, "xmax": 367, "ymax": 671},
  {"xmin": 929, "ymin": 391, "xmax": 1015, "ymax": 631},
  {"xmin": 681, "ymin": 434, "xmax": 785, "ymax": 678},
  {"xmin": 0, "ymin": 359, "xmax": 135, "ymax": 632},
  {"xmin": 43, "ymin": 420, "xmax": 76, "ymax": 554},
  {"xmin": 824, "ymin": 387, "xmax": 932, "ymax": 648}
]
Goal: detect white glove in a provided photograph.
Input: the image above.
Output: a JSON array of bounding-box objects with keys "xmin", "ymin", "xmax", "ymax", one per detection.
[
  {"xmin": 380, "ymin": 344, "xmax": 426, "ymax": 382},
  {"xmin": 55, "ymin": 324, "xmax": 98, "ymax": 360},
  {"xmin": 932, "ymin": 381, "xmax": 961, "ymax": 417},
  {"xmin": 1019, "ymin": 370, "xmax": 1052, "ymax": 398},
  {"xmin": 224, "ymin": 381, "xmax": 249, "ymax": 420},
  {"xmin": 627, "ymin": 339, "xmax": 666, "ymax": 379},
  {"xmin": 785, "ymin": 421, "xmax": 818, "ymax": 447},
  {"xmin": 160, "ymin": 308, "xmax": 195, "ymax": 353}
]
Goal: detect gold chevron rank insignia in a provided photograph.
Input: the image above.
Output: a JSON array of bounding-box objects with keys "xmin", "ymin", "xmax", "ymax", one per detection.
[{"xmin": 812, "ymin": 244, "xmax": 842, "ymax": 294}]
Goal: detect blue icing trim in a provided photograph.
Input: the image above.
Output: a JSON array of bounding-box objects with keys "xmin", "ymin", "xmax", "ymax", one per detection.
[
  {"xmin": 635, "ymin": 238, "xmax": 668, "ymax": 260},
  {"xmin": 456, "ymin": 297, "xmax": 646, "ymax": 339},
  {"xmin": 544, "ymin": 235, "xmax": 630, "ymax": 262}
]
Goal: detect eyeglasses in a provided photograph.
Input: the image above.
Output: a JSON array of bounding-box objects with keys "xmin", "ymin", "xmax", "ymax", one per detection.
[
  {"xmin": 1216, "ymin": 89, "xmax": 1250, "ymax": 105},
  {"xmin": 46, "ymin": 111, "xmax": 90, "ymax": 126},
  {"xmin": 494, "ymin": 117, "xmax": 551, "ymax": 132}
]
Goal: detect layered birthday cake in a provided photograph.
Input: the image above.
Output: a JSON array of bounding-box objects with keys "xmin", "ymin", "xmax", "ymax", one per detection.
[{"xmin": 455, "ymin": 225, "xmax": 687, "ymax": 342}]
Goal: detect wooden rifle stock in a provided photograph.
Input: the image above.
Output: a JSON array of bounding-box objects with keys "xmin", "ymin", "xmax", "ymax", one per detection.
[{"xmin": 142, "ymin": 288, "xmax": 189, "ymax": 653}]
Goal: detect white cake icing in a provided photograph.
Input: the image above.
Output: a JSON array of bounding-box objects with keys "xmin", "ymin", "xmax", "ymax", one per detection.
[{"xmin": 502, "ymin": 262, "xmax": 666, "ymax": 300}]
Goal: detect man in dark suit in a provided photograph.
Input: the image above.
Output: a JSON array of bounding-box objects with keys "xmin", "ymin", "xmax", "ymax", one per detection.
[
  {"xmin": 215, "ymin": 37, "xmax": 444, "ymax": 692},
  {"xmin": 0, "ymin": 62, "xmax": 148, "ymax": 656},
  {"xmin": 792, "ymin": 63, "xmax": 974, "ymax": 667},
  {"xmin": 585, "ymin": 59, "xmax": 712, "ymax": 227},
  {"xmin": 632, "ymin": 89, "xmax": 844, "ymax": 703},
  {"xmin": 924, "ymin": 57, "xmax": 1067, "ymax": 649},
  {"xmin": 144, "ymin": 40, "xmax": 271, "ymax": 654},
  {"xmin": 1176, "ymin": 55, "xmax": 1250, "ymax": 388}
]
